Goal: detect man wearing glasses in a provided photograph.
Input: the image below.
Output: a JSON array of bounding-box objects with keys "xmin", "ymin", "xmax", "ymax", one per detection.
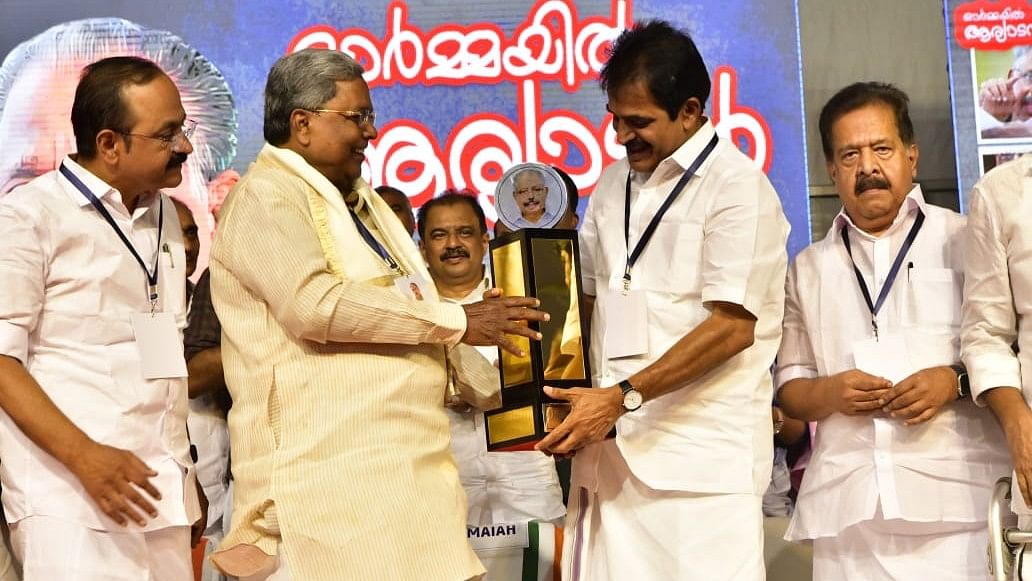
[
  {"xmin": 209, "ymin": 48, "xmax": 547, "ymax": 580},
  {"xmin": 0, "ymin": 56, "xmax": 203, "ymax": 579}
]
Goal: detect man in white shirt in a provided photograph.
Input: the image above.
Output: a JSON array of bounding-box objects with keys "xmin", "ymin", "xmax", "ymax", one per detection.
[
  {"xmin": 536, "ymin": 20, "xmax": 790, "ymax": 580},
  {"xmin": 776, "ymin": 81, "xmax": 1010, "ymax": 580},
  {"xmin": 418, "ymin": 191, "xmax": 566, "ymax": 526},
  {"xmin": 961, "ymin": 154, "xmax": 1032, "ymax": 531},
  {"xmin": 0, "ymin": 56, "xmax": 203, "ymax": 580}
]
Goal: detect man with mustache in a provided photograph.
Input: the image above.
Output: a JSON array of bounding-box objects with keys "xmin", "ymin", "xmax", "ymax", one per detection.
[
  {"xmin": 776, "ymin": 82, "xmax": 1009, "ymax": 579},
  {"xmin": 417, "ymin": 191, "xmax": 565, "ymax": 532},
  {"xmin": 208, "ymin": 49, "xmax": 547, "ymax": 580},
  {"xmin": 509, "ymin": 167, "xmax": 559, "ymax": 228},
  {"xmin": 0, "ymin": 56, "xmax": 203, "ymax": 579},
  {"xmin": 978, "ymin": 47, "xmax": 1032, "ymax": 139},
  {"xmin": 536, "ymin": 20, "xmax": 790, "ymax": 580}
]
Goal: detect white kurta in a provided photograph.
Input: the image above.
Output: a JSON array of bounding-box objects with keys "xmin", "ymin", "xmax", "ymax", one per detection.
[
  {"xmin": 961, "ymin": 153, "xmax": 1032, "ymax": 520},
  {"xmin": 776, "ymin": 187, "xmax": 1010, "ymax": 578},
  {"xmin": 0, "ymin": 157, "xmax": 200, "ymax": 532},
  {"xmin": 567, "ymin": 121, "xmax": 790, "ymax": 580}
]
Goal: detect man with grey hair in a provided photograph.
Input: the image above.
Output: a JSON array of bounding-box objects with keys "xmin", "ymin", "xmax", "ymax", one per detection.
[
  {"xmin": 978, "ymin": 46, "xmax": 1032, "ymax": 138},
  {"xmin": 509, "ymin": 166, "xmax": 558, "ymax": 228},
  {"xmin": 209, "ymin": 48, "xmax": 547, "ymax": 580},
  {"xmin": 0, "ymin": 17, "xmax": 238, "ymax": 273}
]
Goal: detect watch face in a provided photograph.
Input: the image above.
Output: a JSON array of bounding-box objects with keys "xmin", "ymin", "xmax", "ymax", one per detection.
[{"xmin": 623, "ymin": 390, "xmax": 643, "ymax": 410}]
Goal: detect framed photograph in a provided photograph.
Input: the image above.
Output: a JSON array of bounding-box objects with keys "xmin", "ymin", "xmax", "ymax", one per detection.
[{"xmin": 494, "ymin": 163, "xmax": 568, "ymax": 231}]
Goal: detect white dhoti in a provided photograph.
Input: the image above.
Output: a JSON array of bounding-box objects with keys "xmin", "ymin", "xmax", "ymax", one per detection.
[
  {"xmin": 812, "ymin": 508, "xmax": 987, "ymax": 581},
  {"xmin": 561, "ymin": 441, "xmax": 764, "ymax": 581},
  {"xmin": 10, "ymin": 516, "xmax": 191, "ymax": 581}
]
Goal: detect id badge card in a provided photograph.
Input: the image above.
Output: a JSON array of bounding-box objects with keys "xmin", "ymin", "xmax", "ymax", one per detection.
[
  {"xmin": 603, "ymin": 280, "xmax": 649, "ymax": 359},
  {"xmin": 394, "ymin": 272, "xmax": 428, "ymax": 301},
  {"xmin": 130, "ymin": 312, "xmax": 188, "ymax": 379},
  {"xmin": 851, "ymin": 332, "xmax": 912, "ymax": 384}
]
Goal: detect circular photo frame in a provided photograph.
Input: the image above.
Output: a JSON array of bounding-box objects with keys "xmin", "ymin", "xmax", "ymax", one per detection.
[{"xmin": 494, "ymin": 163, "xmax": 568, "ymax": 231}]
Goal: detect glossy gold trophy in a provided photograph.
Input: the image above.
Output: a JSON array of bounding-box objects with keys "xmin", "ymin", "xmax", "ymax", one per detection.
[{"xmin": 485, "ymin": 163, "xmax": 592, "ymax": 451}]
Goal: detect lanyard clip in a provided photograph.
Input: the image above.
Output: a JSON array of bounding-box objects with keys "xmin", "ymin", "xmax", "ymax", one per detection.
[
  {"xmin": 622, "ymin": 267, "xmax": 631, "ymax": 295},
  {"xmin": 149, "ymin": 285, "xmax": 159, "ymax": 315},
  {"xmin": 872, "ymin": 318, "xmax": 879, "ymax": 342}
]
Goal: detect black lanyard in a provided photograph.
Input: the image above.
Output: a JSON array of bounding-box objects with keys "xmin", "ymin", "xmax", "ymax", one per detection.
[
  {"xmin": 59, "ymin": 163, "xmax": 163, "ymax": 310},
  {"xmin": 349, "ymin": 208, "xmax": 402, "ymax": 274},
  {"xmin": 623, "ymin": 133, "xmax": 719, "ymax": 290},
  {"xmin": 840, "ymin": 210, "xmax": 924, "ymax": 340}
]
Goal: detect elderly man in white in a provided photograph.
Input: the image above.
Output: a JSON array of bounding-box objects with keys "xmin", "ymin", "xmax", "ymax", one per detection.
[{"xmin": 777, "ymin": 81, "xmax": 1010, "ymax": 580}]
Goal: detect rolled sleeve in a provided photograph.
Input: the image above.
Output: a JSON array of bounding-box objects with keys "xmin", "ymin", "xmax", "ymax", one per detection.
[
  {"xmin": 775, "ymin": 260, "xmax": 818, "ymax": 392},
  {"xmin": 961, "ymin": 182, "xmax": 1022, "ymax": 402},
  {"xmin": 0, "ymin": 200, "xmax": 46, "ymax": 363},
  {"xmin": 578, "ymin": 194, "xmax": 599, "ymax": 297},
  {"xmin": 700, "ymin": 172, "xmax": 789, "ymax": 317}
]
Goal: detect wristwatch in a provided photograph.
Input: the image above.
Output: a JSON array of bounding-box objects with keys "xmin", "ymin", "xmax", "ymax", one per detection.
[
  {"xmin": 618, "ymin": 379, "xmax": 643, "ymax": 412},
  {"xmin": 950, "ymin": 364, "xmax": 971, "ymax": 399}
]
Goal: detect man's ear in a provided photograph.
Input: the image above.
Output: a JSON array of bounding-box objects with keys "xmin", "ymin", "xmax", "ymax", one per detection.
[
  {"xmin": 95, "ymin": 129, "xmax": 122, "ymax": 164},
  {"xmin": 679, "ymin": 97, "xmax": 703, "ymax": 130},
  {"xmin": 291, "ymin": 110, "xmax": 313, "ymax": 145}
]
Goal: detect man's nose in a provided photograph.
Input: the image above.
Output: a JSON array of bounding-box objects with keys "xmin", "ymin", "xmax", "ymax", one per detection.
[{"xmin": 612, "ymin": 117, "xmax": 634, "ymax": 145}]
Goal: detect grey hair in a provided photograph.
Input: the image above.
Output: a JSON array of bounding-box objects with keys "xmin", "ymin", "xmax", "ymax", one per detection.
[
  {"xmin": 0, "ymin": 17, "xmax": 237, "ymax": 181},
  {"xmin": 263, "ymin": 49, "xmax": 365, "ymax": 145},
  {"xmin": 1015, "ymin": 46, "xmax": 1032, "ymax": 69},
  {"xmin": 510, "ymin": 166, "xmax": 545, "ymax": 190}
]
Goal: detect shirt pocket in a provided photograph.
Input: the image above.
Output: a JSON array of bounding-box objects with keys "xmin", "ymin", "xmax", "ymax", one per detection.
[
  {"xmin": 903, "ymin": 267, "xmax": 961, "ymax": 328},
  {"xmin": 641, "ymin": 224, "xmax": 704, "ymax": 293}
]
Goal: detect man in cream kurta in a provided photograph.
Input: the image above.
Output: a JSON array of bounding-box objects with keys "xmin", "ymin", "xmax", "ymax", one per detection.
[{"xmin": 209, "ymin": 49, "xmax": 545, "ymax": 581}]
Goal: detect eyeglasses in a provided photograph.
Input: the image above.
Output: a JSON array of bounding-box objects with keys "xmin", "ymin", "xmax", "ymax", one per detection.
[
  {"xmin": 308, "ymin": 108, "xmax": 377, "ymax": 127},
  {"xmin": 119, "ymin": 119, "xmax": 197, "ymax": 150}
]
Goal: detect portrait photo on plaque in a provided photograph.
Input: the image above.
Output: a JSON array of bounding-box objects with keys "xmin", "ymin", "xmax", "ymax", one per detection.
[{"xmin": 494, "ymin": 163, "xmax": 568, "ymax": 231}]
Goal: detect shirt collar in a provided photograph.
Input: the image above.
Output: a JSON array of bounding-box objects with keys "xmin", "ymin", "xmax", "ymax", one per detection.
[
  {"xmin": 833, "ymin": 183, "xmax": 927, "ymax": 240},
  {"xmin": 59, "ymin": 155, "xmax": 120, "ymax": 207},
  {"xmin": 635, "ymin": 118, "xmax": 718, "ymax": 186}
]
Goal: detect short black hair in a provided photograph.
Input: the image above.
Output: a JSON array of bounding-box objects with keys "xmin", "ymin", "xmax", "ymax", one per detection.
[
  {"xmin": 818, "ymin": 82, "xmax": 915, "ymax": 160},
  {"xmin": 599, "ymin": 19, "xmax": 710, "ymax": 120},
  {"xmin": 72, "ymin": 56, "xmax": 166, "ymax": 159},
  {"xmin": 552, "ymin": 166, "xmax": 579, "ymax": 215},
  {"xmin": 417, "ymin": 190, "xmax": 487, "ymax": 240}
]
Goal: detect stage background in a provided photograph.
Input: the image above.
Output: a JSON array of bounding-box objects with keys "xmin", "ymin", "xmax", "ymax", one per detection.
[{"xmin": 0, "ymin": 0, "xmax": 809, "ymax": 264}]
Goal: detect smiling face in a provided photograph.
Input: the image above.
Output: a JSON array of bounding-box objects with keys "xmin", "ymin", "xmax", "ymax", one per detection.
[
  {"xmin": 607, "ymin": 79, "xmax": 702, "ymax": 174},
  {"xmin": 295, "ymin": 79, "xmax": 377, "ymax": 193},
  {"xmin": 420, "ymin": 200, "xmax": 488, "ymax": 293},
  {"xmin": 826, "ymin": 103, "xmax": 918, "ymax": 235},
  {"xmin": 513, "ymin": 169, "xmax": 548, "ymax": 223}
]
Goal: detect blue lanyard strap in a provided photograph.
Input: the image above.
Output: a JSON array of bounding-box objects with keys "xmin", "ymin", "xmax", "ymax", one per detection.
[
  {"xmin": 349, "ymin": 208, "xmax": 402, "ymax": 273},
  {"xmin": 59, "ymin": 163, "xmax": 163, "ymax": 308},
  {"xmin": 623, "ymin": 133, "xmax": 719, "ymax": 289},
  {"xmin": 839, "ymin": 209, "xmax": 924, "ymax": 340}
]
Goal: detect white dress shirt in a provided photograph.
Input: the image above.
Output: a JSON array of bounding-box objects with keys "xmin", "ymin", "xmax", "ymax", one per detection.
[
  {"xmin": 443, "ymin": 275, "xmax": 565, "ymax": 525},
  {"xmin": 777, "ymin": 186, "xmax": 1009, "ymax": 540},
  {"xmin": 0, "ymin": 157, "xmax": 200, "ymax": 532},
  {"xmin": 576, "ymin": 120, "xmax": 790, "ymax": 494},
  {"xmin": 961, "ymin": 153, "xmax": 1032, "ymax": 515}
]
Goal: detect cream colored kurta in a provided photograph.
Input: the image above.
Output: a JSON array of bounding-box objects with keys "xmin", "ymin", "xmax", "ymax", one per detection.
[{"xmin": 210, "ymin": 144, "xmax": 483, "ymax": 580}]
